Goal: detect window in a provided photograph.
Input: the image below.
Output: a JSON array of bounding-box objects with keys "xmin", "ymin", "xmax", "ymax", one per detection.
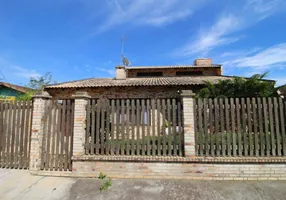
[
  {"xmin": 137, "ymin": 72, "xmax": 163, "ymax": 77},
  {"xmin": 176, "ymin": 71, "xmax": 203, "ymax": 76}
]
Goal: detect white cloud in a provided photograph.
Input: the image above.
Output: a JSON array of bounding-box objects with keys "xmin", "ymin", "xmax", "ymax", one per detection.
[
  {"xmin": 271, "ymin": 77, "xmax": 286, "ymax": 86},
  {"xmin": 223, "ymin": 43, "xmax": 286, "ymax": 70},
  {"xmin": 13, "ymin": 66, "xmax": 41, "ymax": 78},
  {"xmin": 174, "ymin": 0, "xmax": 285, "ymax": 56},
  {"xmin": 96, "ymin": 68, "xmax": 115, "ymax": 76},
  {"xmin": 95, "ymin": 0, "xmax": 203, "ymax": 34}
]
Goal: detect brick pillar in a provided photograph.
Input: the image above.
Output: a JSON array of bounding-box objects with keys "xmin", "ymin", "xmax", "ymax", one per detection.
[
  {"xmin": 181, "ymin": 90, "xmax": 196, "ymax": 157},
  {"xmin": 29, "ymin": 91, "xmax": 52, "ymax": 171},
  {"xmin": 72, "ymin": 91, "xmax": 90, "ymax": 156}
]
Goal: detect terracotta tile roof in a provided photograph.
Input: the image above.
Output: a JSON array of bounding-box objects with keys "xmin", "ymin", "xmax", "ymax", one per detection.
[
  {"xmin": 0, "ymin": 82, "xmax": 31, "ymax": 93},
  {"xmin": 126, "ymin": 65, "xmax": 221, "ymax": 70},
  {"xmin": 45, "ymin": 76, "xmax": 233, "ymax": 89}
]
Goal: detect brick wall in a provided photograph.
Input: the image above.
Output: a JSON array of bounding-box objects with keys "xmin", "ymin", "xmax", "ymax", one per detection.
[
  {"xmin": 70, "ymin": 161, "xmax": 286, "ymax": 180},
  {"xmin": 127, "ymin": 67, "xmax": 221, "ymax": 78},
  {"xmin": 46, "ymin": 86, "xmax": 201, "ymax": 99}
]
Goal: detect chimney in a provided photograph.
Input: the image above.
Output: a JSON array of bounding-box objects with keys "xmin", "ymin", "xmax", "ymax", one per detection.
[
  {"xmin": 194, "ymin": 58, "xmax": 212, "ymax": 66},
  {"xmin": 116, "ymin": 66, "xmax": 126, "ymax": 80}
]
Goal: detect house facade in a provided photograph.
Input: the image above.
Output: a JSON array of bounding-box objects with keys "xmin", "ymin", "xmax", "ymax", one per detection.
[
  {"xmin": 45, "ymin": 58, "xmax": 232, "ymax": 99},
  {"xmin": 0, "ymin": 82, "xmax": 30, "ymax": 102}
]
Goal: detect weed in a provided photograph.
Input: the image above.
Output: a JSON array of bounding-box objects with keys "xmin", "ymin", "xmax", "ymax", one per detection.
[{"xmin": 100, "ymin": 178, "xmax": 112, "ymax": 192}]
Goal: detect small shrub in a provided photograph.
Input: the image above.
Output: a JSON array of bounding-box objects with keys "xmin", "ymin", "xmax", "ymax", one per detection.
[
  {"xmin": 100, "ymin": 178, "xmax": 112, "ymax": 192},
  {"xmin": 98, "ymin": 172, "xmax": 106, "ymax": 180}
]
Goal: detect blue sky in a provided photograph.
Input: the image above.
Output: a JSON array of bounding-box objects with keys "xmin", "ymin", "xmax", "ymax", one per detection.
[{"xmin": 0, "ymin": 0, "xmax": 286, "ymax": 86}]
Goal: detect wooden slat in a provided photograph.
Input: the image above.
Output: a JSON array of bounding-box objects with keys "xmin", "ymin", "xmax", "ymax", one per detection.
[
  {"xmin": 241, "ymin": 98, "xmax": 247, "ymax": 156},
  {"xmin": 198, "ymin": 99, "xmax": 203, "ymax": 156},
  {"xmin": 246, "ymin": 98, "xmax": 253, "ymax": 156},
  {"xmin": 193, "ymin": 99, "xmax": 198, "ymax": 155},
  {"xmin": 86, "ymin": 100, "xmax": 91, "ymax": 154},
  {"xmin": 166, "ymin": 99, "xmax": 171, "ymax": 156},
  {"xmin": 24, "ymin": 101, "xmax": 31, "ymax": 169},
  {"xmin": 262, "ymin": 98, "xmax": 270, "ymax": 156},
  {"xmin": 0, "ymin": 103, "xmax": 3, "ymax": 166},
  {"xmin": 2, "ymin": 103, "xmax": 8, "ymax": 167},
  {"xmin": 203, "ymin": 99, "xmax": 209, "ymax": 156},
  {"xmin": 162, "ymin": 99, "xmax": 166, "ymax": 156},
  {"xmin": 45, "ymin": 101, "xmax": 52, "ymax": 170},
  {"xmin": 101, "ymin": 104, "xmax": 106, "ymax": 155},
  {"xmin": 10, "ymin": 102, "xmax": 17, "ymax": 168},
  {"xmin": 64, "ymin": 100, "xmax": 71, "ymax": 171},
  {"xmin": 91, "ymin": 100, "xmax": 96, "ymax": 155},
  {"xmin": 151, "ymin": 99, "xmax": 156, "ymax": 156},
  {"xmin": 110, "ymin": 100, "xmax": 115, "ymax": 155},
  {"xmin": 19, "ymin": 101, "xmax": 26, "ymax": 168},
  {"xmin": 15, "ymin": 101, "xmax": 22, "ymax": 168},
  {"xmin": 141, "ymin": 99, "xmax": 146, "ymax": 156},
  {"xmin": 96, "ymin": 102, "xmax": 100, "ymax": 155},
  {"xmin": 6, "ymin": 103, "xmax": 12, "ymax": 167},
  {"xmin": 136, "ymin": 99, "xmax": 140, "ymax": 155},
  {"xmin": 252, "ymin": 98, "xmax": 259, "ymax": 156},
  {"xmin": 50, "ymin": 101, "xmax": 57, "ymax": 170},
  {"xmin": 59, "ymin": 101, "xmax": 66, "ymax": 171},
  {"xmin": 214, "ymin": 98, "xmax": 220, "ymax": 156},
  {"xmin": 177, "ymin": 101, "xmax": 182, "ymax": 156},
  {"xmin": 120, "ymin": 99, "xmax": 125, "ymax": 155},
  {"xmin": 131, "ymin": 99, "xmax": 135, "ymax": 156},
  {"xmin": 105, "ymin": 103, "xmax": 110, "ymax": 155},
  {"xmin": 268, "ymin": 98, "xmax": 275, "ymax": 156},
  {"xmin": 273, "ymin": 98, "xmax": 281, "ymax": 156},
  {"xmin": 172, "ymin": 99, "xmax": 177, "ymax": 156},
  {"xmin": 147, "ymin": 99, "xmax": 151, "ymax": 156},
  {"xmin": 209, "ymin": 99, "xmax": 214, "ymax": 157},
  {"xmin": 157, "ymin": 99, "xmax": 161, "ymax": 156},
  {"xmin": 257, "ymin": 98, "xmax": 264, "ymax": 156},
  {"xmin": 40, "ymin": 101, "xmax": 48, "ymax": 170},
  {"xmin": 225, "ymin": 98, "xmax": 231, "ymax": 156},
  {"xmin": 116, "ymin": 100, "xmax": 120, "ymax": 155},
  {"xmin": 55, "ymin": 103, "xmax": 61, "ymax": 170},
  {"xmin": 219, "ymin": 98, "xmax": 225, "ymax": 156},
  {"xmin": 125, "ymin": 100, "xmax": 130, "ymax": 155},
  {"xmin": 235, "ymin": 98, "xmax": 242, "ymax": 156},
  {"xmin": 279, "ymin": 98, "xmax": 286, "ymax": 156},
  {"xmin": 230, "ymin": 98, "xmax": 236, "ymax": 156},
  {"xmin": 69, "ymin": 101, "xmax": 74, "ymax": 171}
]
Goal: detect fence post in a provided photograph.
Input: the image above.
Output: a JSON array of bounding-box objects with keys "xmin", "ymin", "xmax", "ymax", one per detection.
[
  {"xmin": 181, "ymin": 90, "xmax": 196, "ymax": 157},
  {"xmin": 29, "ymin": 91, "xmax": 52, "ymax": 171},
  {"xmin": 72, "ymin": 91, "xmax": 90, "ymax": 157}
]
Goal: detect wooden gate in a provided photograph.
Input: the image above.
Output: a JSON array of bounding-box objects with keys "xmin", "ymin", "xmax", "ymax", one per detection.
[
  {"xmin": 40, "ymin": 100, "xmax": 74, "ymax": 171},
  {"xmin": 0, "ymin": 101, "xmax": 32, "ymax": 169},
  {"xmin": 85, "ymin": 98, "xmax": 184, "ymax": 156}
]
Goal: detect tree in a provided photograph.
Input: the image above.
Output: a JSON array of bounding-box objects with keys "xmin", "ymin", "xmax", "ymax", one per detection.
[
  {"xmin": 17, "ymin": 73, "xmax": 56, "ymax": 100},
  {"xmin": 196, "ymin": 73, "xmax": 277, "ymax": 98}
]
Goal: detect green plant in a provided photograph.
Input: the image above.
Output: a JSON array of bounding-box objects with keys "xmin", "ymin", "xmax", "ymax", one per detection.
[
  {"xmin": 98, "ymin": 172, "xmax": 106, "ymax": 180},
  {"xmin": 196, "ymin": 72, "xmax": 277, "ymax": 98},
  {"xmin": 100, "ymin": 178, "xmax": 112, "ymax": 192}
]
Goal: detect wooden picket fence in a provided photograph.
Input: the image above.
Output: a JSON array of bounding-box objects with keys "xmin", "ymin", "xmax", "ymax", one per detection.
[
  {"xmin": 85, "ymin": 98, "xmax": 184, "ymax": 156},
  {"xmin": 0, "ymin": 101, "xmax": 32, "ymax": 169},
  {"xmin": 40, "ymin": 100, "xmax": 74, "ymax": 171},
  {"xmin": 194, "ymin": 97, "xmax": 286, "ymax": 157}
]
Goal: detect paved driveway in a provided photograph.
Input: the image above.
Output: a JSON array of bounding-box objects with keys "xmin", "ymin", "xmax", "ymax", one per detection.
[{"xmin": 1, "ymin": 169, "xmax": 286, "ymax": 200}]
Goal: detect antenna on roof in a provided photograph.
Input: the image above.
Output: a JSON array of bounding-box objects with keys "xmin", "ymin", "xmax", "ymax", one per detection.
[{"xmin": 121, "ymin": 36, "xmax": 131, "ymax": 66}]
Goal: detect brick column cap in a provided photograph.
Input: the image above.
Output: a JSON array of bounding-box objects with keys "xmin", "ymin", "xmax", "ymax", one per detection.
[
  {"xmin": 72, "ymin": 91, "xmax": 91, "ymax": 99},
  {"xmin": 181, "ymin": 90, "xmax": 195, "ymax": 97},
  {"xmin": 32, "ymin": 91, "xmax": 52, "ymax": 99}
]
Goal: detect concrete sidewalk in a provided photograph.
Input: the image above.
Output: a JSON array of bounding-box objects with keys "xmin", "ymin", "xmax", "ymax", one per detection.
[{"xmin": 1, "ymin": 169, "xmax": 286, "ymax": 200}]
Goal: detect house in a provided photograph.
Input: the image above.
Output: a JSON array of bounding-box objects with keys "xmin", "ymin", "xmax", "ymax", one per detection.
[
  {"xmin": 277, "ymin": 84, "xmax": 286, "ymax": 98},
  {"xmin": 0, "ymin": 82, "xmax": 30, "ymax": 102},
  {"xmin": 45, "ymin": 58, "xmax": 234, "ymax": 99}
]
